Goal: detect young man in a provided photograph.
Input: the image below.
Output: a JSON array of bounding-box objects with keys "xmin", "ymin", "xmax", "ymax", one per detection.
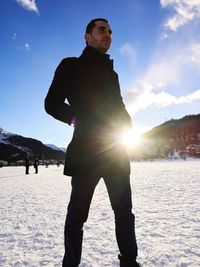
[{"xmin": 45, "ymin": 18, "xmax": 141, "ymax": 267}]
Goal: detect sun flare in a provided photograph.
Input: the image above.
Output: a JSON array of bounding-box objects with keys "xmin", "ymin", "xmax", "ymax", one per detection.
[{"xmin": 121, "ymin": 128, "xmax": 142, "ymax": 148}]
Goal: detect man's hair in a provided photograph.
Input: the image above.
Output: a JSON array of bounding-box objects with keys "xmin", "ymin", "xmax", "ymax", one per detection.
[{"xmin": 85, "ymin": 18, "xmax": 108, "ymax": 33}]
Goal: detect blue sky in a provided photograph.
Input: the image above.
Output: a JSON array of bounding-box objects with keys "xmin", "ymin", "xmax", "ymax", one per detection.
[{"xmin": 1, "ymin": 0, "xmax": 200, "ymax": 147}]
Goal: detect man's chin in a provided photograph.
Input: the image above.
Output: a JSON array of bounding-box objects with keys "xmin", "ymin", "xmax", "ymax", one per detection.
[
  {"xmin": 94, "ymin": 45, "xmax": 110, "ymax": 53},
  {"xmin": 102, "ymin": 45, "xmax": 110, "ymax": 53},
  {"xmin": 98, "ymin": 47, "xmax": 109, "ymax": 53}
]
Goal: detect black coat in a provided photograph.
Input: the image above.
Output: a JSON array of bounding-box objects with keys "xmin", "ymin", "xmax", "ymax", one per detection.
[{"xmin": 45, "ymin": 46, "xmax": 131, "ymax": 177}]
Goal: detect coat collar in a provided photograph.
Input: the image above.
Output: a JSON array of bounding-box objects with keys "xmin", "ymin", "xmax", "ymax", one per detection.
[{"xmin": 80, "ymin": 46, "xmax": 113, "ymax": 69}]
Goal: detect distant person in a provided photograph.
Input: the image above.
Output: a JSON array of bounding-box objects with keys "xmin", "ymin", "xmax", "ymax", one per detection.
[
  {"xmin": 34, "ymin": 158, "xmax": 39, "ymax": 174},
  {"xmin": 45, "ymin": 18, "xmax": 141, "ymax": 267},
  {"xmin": 57, "ymin": 161, "xmax": 60, "ymax": 167},
  {"xmin": 25, "ymin": 156, "xmax": 30, "ymax": 175},
  {"xmin": 45, "ymin": 162, "xmax": 49, "ymax": 168}
]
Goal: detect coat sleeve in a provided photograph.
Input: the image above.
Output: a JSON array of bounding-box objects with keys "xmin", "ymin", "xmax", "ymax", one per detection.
[
  {"xmin": 114, "ymin": 74, "xmax": 132, "ymax": 129},
  {"xmin": 117, "ymin": 95, "xmax": 132, "ymax": 129},
  {"xmin": 44, "ymin": 58, "xmax": 76, "ymax": 125}
]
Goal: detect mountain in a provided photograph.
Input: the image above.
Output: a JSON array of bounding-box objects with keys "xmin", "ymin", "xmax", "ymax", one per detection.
[
  {"xmin": 0, "ymin": 128, "xmax": 65, "ymax": 162},
  {"xmin": 45, "ymin": 144, "xmax": 66, "ymax": 153},
  {"xmin": 134, "ymin": 114, "xmax": 200, "ymax": 159},
  {"xmin": 143, "ymin": 114, "xmax": 200, "ymax": 139},
  {"xmin": 45, "ymin": 144, "xmax": 64, "ymax": 151}
]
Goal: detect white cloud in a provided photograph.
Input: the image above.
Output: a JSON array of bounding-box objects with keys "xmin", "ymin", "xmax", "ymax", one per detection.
[
  {"xmin": 160, "ymin": 0, "xmax": 200, "ymax": 31},
  {"xmin": 189, "ymin": 43, "xmax": 200, "ymax": 65},
  {"xmin": 16, "ymin": 0, "xmax": 39, "ymax": 14},
  {"xmin": 12, "ymin": 33, "xmax": 17, "ymax": 40},
  {"xmin": 127, "ymin": 89, "xmax": 200, "ymax": 116},
  {"xmin": 161, "ymin": 32, "xmax": 169, "ymax": 40},
  {"xmin": 124, "ymin": 41, "xmax": 200, "ymax": 116},
  {"xmin": 132, "ymin": 41, "xmax": 200, "ymax": 92},
  {"xmin": 119, "ymin": 43, "xmax": 137, "ymax": 57},
  {"xmin": 16, "ymin": 42, "xmax": 31, "ymax": 51},
  {"xmin": 175, "ymin": 89, "xmax": 200, "ymax": 104},
  {"xmin": 121, "ymin": 1, "xmax": 200, "ymax": 118},
  {"xmin": 137, "ymin": 59, "xmax": 180, "ymax": 92},
  {"xmin": 25, "ymin": 43, "xmax": 31, "ymax": 51},
  {"xmin": 119, "ymin": 43, "xmax": 137, "ymax": 65}
]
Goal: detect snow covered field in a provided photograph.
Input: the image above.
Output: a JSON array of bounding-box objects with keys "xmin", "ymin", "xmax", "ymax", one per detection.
[{"xmin": 0, "ymin": 160, "xmax": 200, "ymax": 267}]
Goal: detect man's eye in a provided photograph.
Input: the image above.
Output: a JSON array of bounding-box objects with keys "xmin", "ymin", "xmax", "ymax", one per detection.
[{"xmin": 97, "ymin": 27, "xmax": 112, "ymax": 35}]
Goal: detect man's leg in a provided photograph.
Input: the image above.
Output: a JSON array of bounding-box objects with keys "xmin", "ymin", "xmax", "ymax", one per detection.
[
  {"xmin": 62, "ymin": 176, "xmax": 100, "ymax": 267},
  {"xmin": 104, "ymin": 174, "xmax": 138, "ymax": 261},
  {"xmin": 26, "ymin": 166, "xmax": 29, "ymax": 174}
]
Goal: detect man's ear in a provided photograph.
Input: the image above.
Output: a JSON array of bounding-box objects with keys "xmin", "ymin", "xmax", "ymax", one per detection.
[{"xmin": 85, "ymin": 33, "xmax": 91, "ymax": 44}]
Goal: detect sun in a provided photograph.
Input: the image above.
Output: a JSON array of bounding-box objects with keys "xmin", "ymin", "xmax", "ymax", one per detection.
[{"xmin": 121, "ymin": 128, "xmax": 142, "ymax": 148}]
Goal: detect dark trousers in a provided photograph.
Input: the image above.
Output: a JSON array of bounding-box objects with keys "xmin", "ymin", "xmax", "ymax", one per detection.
[
  {"xmin": 62, "ymin": 174, "xmax": 138, "ymax": 267},
  {"xmin": 25, "ymin": 166, "xmax": 29, "ymax": 174}
]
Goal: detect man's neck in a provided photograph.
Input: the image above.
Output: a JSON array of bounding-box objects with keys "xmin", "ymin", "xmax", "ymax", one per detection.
[{"xmin": 87, "ymin": 45, "xmax": 107, "ymax": 55}]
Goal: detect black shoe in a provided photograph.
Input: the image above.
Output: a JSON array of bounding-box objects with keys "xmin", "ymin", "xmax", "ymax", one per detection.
[{"xmin": 118, "ymin": 255, "xmax": 142, "ymax": 267}]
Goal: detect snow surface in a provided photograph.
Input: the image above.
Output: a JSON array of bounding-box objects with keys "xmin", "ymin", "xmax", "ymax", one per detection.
[{"xmin": 0, "ymin": 161, "xmax": 200, "ymax": 267}]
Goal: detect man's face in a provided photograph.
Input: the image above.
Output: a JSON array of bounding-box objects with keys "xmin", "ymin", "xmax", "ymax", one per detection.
[{"xmin": 85, "ymin": 21, "xmax": 112, "ymax": 53}]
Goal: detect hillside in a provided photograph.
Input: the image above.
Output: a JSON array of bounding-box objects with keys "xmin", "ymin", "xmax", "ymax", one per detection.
[
  {"xmin": 135, "ymin": 114, "xmax": 200, "ymax": 159},
  {"xmin": 0, "ymin": 128, "xmax": 65, "ymax": 162},
  {"xmin": 144, "ymin": 114, "xmax": 200, "ymax": 139}
]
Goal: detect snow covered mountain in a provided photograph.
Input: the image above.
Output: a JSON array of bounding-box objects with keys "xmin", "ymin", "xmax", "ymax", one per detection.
[
  {"xmin": 0, "ymin": 128, "xmax": 65, "ymax": 162},
  {"xmin": 45, "ymin": 144, "xmax": 62, "ymax": 151},
  {"xmin": 0, "ymin": 127, "xmax": 14, "ymax": 143},
  {"xmin": 45, "ymin": 144, "xmax": 66, "ymax": 152}
]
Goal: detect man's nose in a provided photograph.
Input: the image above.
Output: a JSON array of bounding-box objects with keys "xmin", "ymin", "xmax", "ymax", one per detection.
[{"xmin": 105, "ymin": 31, "xmax": 111, "ymax": 39}]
